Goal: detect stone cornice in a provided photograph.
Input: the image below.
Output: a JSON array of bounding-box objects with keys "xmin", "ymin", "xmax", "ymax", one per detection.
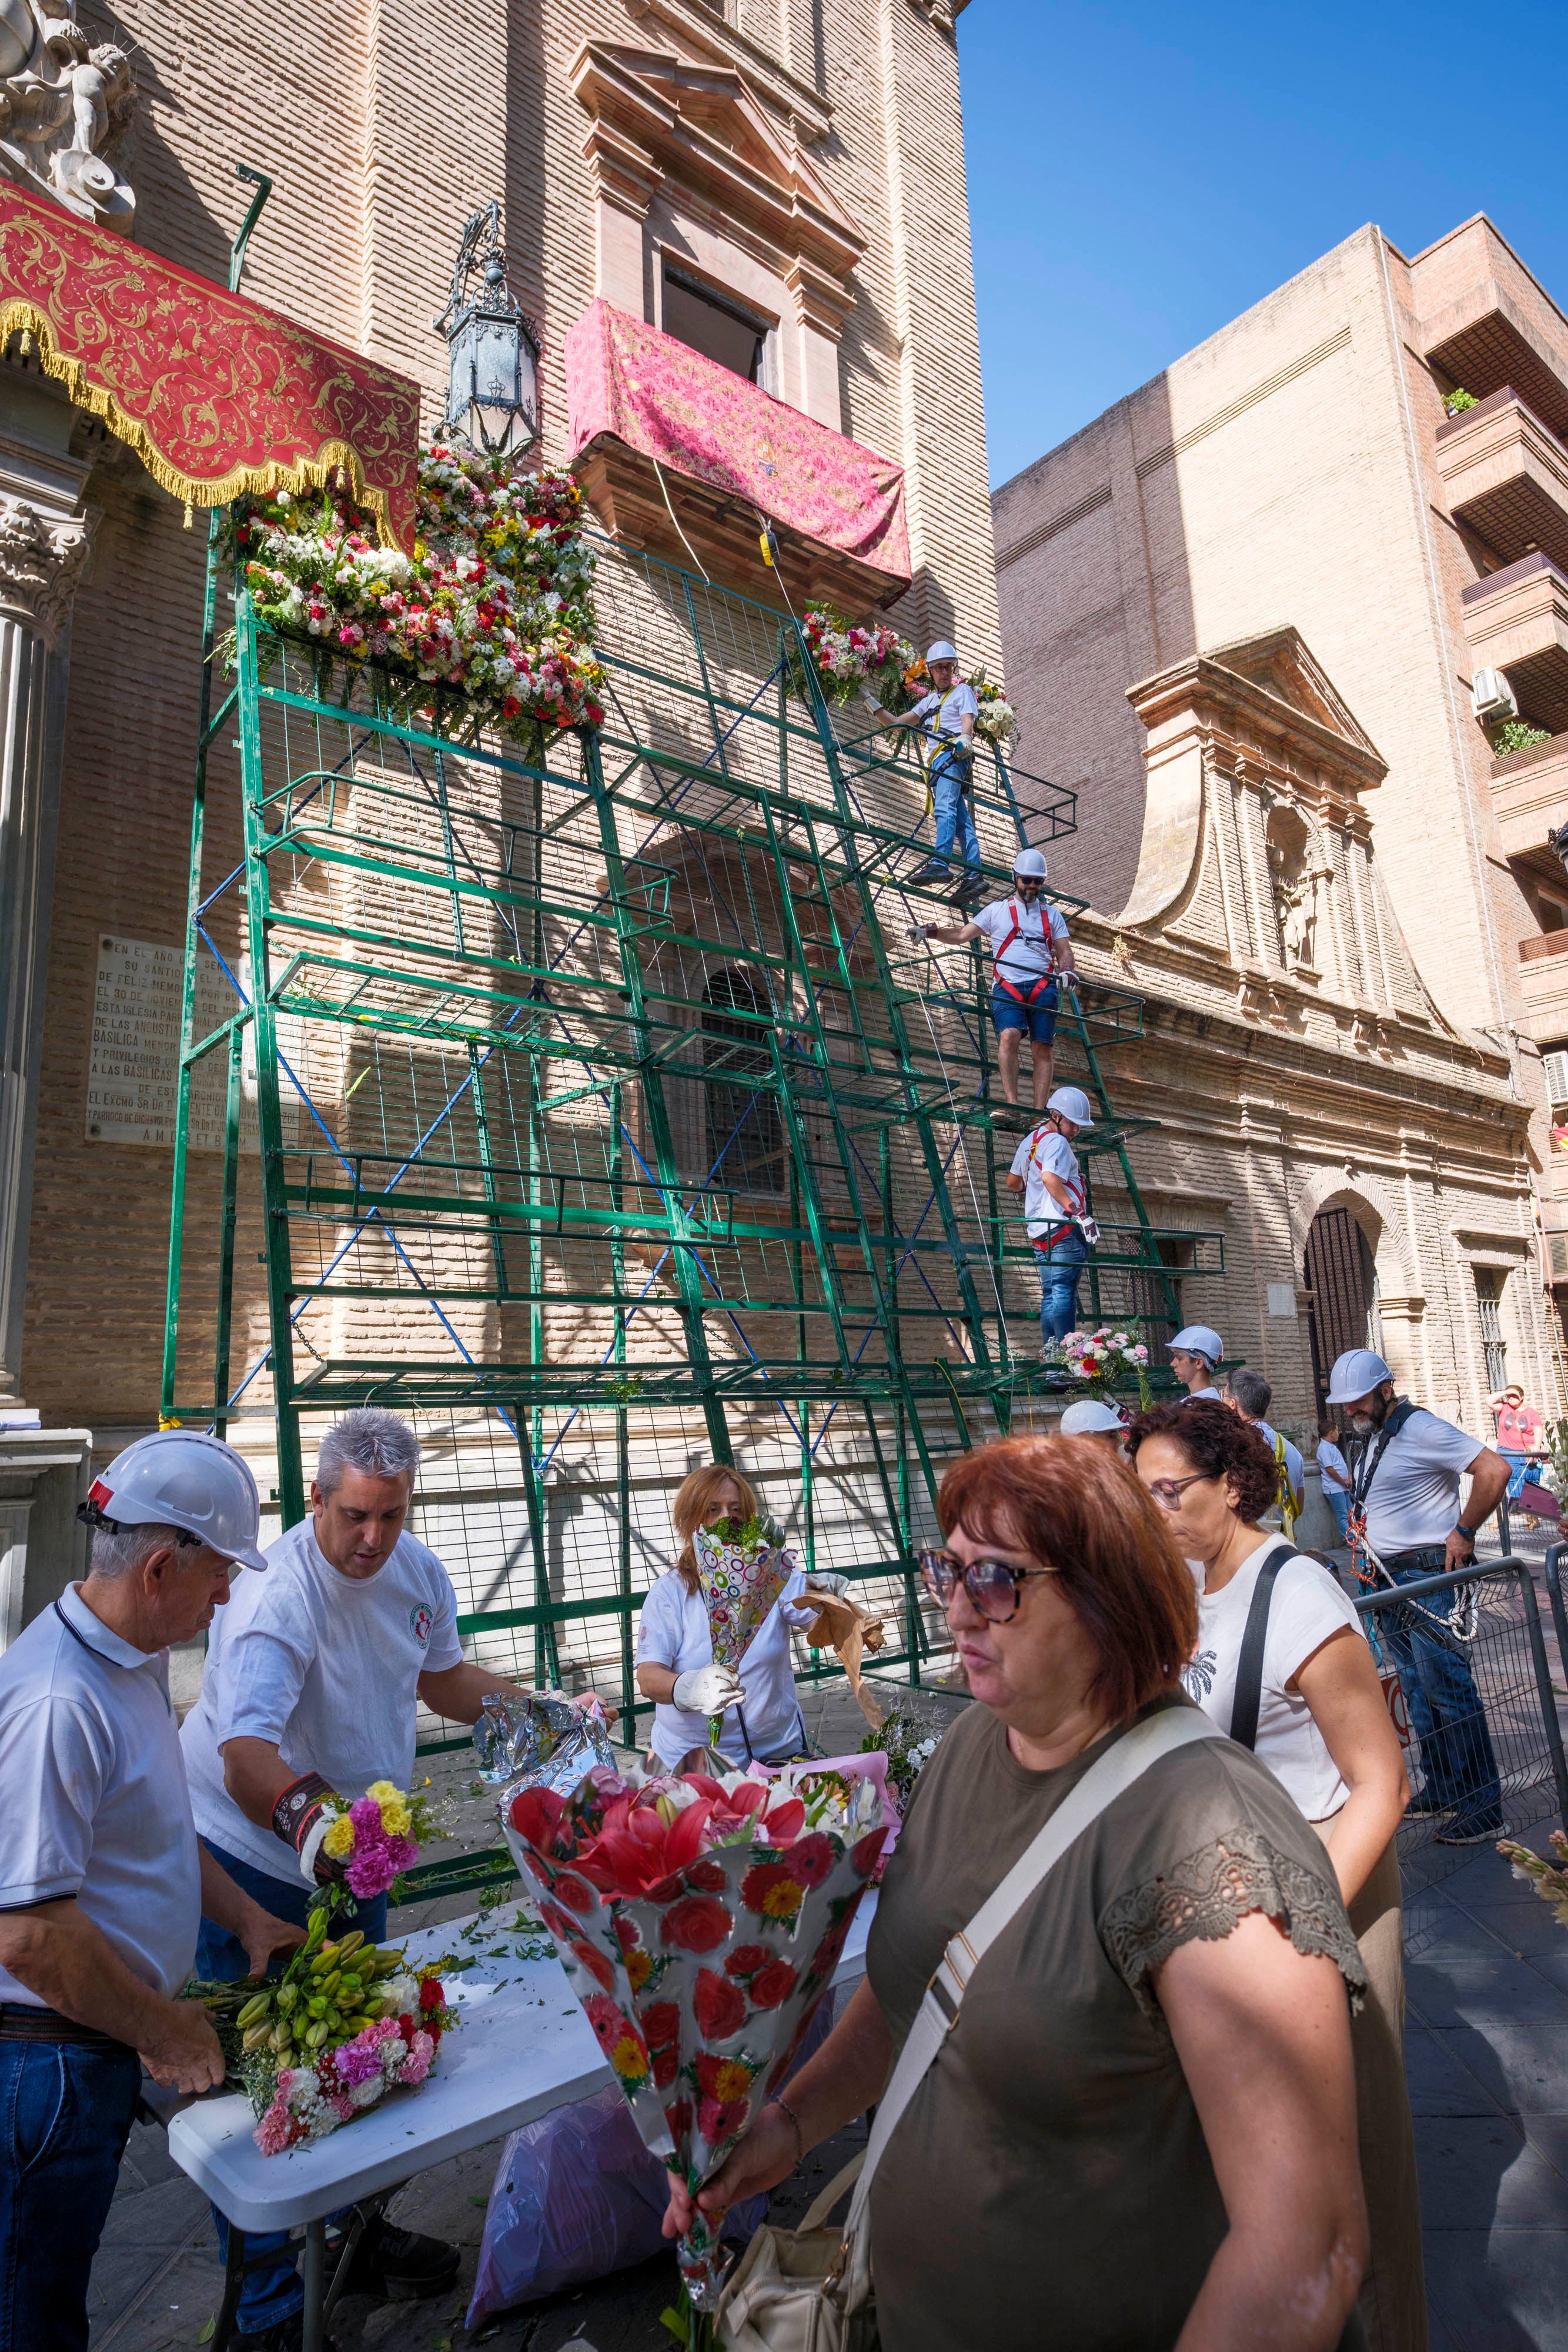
[
  {"xmin": 571, "ymin": 41, "xmax": 864, "ymax": 302},
  {"xmin": 1128, "ymin": 651, "xmax": 1388, "ymax": 813},
  {"xmin": 623, "ymin": 0, "xmax": 834, "ymax": 145}
]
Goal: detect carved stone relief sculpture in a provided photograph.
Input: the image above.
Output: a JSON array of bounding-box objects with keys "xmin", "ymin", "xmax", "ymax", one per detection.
[
  {"xmin": 0, "ymin": 492, "xmax": 94, "ymax": 647},
  {"xmin": 0, "ymin": 1, "xmax": 135, "ymax": 232}
]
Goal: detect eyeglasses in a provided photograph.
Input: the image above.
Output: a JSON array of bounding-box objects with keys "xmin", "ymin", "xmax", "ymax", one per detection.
[
  {"xmin": 919, "ymin": 1549, "xmax": 1059, "ymax": 1622},
  {"xmin": 1143, "ymin": 1471, "xmax": 1212, "ymax": 1510}
]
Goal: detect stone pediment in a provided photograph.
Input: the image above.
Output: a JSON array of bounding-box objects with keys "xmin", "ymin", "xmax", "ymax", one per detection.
[
  {"xmin": 571, "ymin": 39, "xmax": 864, "ymax": 299},
  {"xmin": 1205, "ymin": 626, "xmax": 1382, "ymax": 761},
  {"xmin": 1126, "ymin": 629, "xmax": 1388, "ymax": 818}
]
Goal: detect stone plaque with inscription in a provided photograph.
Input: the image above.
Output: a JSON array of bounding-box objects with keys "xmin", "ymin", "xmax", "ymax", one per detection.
[{"xmin": 86, "ymin": 936, "xmax": 299, "ymax": 1152}]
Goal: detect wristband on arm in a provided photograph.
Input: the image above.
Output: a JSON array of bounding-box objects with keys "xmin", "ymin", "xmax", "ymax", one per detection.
[{"xmin": 271, "ymin": 1771, "xmax": 345, "ymax": 1886}]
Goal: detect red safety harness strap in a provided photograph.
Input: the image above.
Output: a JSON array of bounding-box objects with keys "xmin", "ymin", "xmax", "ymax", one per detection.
[
  {"xmin": 1026, "ymin": 1123, "xmax": 1086, "ymax": 1259},
  {"xmin": 992, "ymin": 899, "xmax": 1059, "ymax": 1007}
]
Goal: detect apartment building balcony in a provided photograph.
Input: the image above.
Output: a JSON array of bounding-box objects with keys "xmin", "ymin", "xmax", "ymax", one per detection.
[
  {"xmin": 1460, "ymin": 553, "xmax": 1568, "ymax": 736},
  {"xmin": 1425, "ymin": 285, "xmax": 1568, "ymax": 446},
  {"xmin": 1490, "ymin": 727, "xmax": 1568, "ymax": 861},
  {"xmin": 1438, "ymin": 389, "xmax": 1568, "ymax": 576}
]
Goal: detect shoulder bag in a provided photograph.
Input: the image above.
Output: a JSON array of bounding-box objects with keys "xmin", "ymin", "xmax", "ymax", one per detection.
[{"xmin": 715, "ymin": 1706, "xmax": 1225, "ymax": 2352}]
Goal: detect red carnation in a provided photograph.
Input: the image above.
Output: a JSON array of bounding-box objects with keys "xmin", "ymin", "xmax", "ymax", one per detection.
[
  {"xmin": 418, "ymin": 1977, "xmax": 443, "ymax": 2014},
  {"xmin": 749, "ymin": 1957, "xmax": 797, "ymax": 2010},
  {"xmin": 693, "ymin": 1967, "xmax": 746, "ymax": 2040},
  {"xmin": 659, "ymin": 1895, "xmax": 734, "ymax": 1952}
]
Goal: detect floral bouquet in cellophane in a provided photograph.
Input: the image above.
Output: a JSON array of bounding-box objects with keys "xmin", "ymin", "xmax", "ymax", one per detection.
[
  {"xmin": 502, "ymin": 1758, "xmax": 892, "ymax": 2309},
  {"xmin": 694, "ymin": 1514, "xmax": 795, "ymax": 1675},
  {"xmin": 185, "ymin": 1777, "xmax": 460, "ymax": 2154}
]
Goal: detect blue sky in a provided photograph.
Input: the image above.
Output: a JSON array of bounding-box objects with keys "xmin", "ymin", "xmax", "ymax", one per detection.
[{"xmin": 961, "ymin": 2, "xmax": 1568, "ymax": 488}]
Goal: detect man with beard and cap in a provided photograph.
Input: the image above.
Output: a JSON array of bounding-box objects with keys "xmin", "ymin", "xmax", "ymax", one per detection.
[{"xmin": 1328, "ymin": 1347, "xmax": 1510, "ymax": 1843}]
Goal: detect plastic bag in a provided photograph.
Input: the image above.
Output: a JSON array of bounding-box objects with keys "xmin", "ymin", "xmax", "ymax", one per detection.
[
  {"xmin": 466, "ymin": 1992, "xmax": 837, "ymax": 2325},
  {"xmin": 474, "ymin": 1690, "xmax": 617, "ymax": 1798}
]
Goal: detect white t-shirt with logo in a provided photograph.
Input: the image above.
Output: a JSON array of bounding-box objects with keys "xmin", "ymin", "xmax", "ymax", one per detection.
[
  {"xmin": 0, "ymin": 1583, "xmax": 202, "ymax": 2003},
  {"xmin": 970, "ymin": 897, "xmax": 1071, "ymax": 985},
  {"xmin": 1181, "ymin": 1534, "xmax": 1365, "ymax": 1819},
  {"xmin": 180, "ymin": 1519, "xmax": 464, "ymax": 1883},
  {"xmin": 1355, "ymin": 1408, "xmax": 1485, "ymax": 1552},
  {"xmin": 1009, "ymin": 1124, "xmax": 1084, "ymax": 1240},
  {"xmin": 911, "ymin": 680, "xmax": 979, "ymax": 746},
  {"xmin": 636, "ymin": 1565, "xmax": 815, "ymax": 1769}
]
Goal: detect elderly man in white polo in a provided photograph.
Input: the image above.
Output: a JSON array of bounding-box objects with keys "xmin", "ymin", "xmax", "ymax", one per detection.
[
  {"xmin": 180, "ymin": 1406, "xmax": 596, "ymax": 2344},
  {"xmin": 0, "ymin": 1431, "xmax": 300, "ymax": 2352}
]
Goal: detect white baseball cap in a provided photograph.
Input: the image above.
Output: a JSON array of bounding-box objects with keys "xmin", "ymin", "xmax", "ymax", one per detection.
[
  {"xmin": 1325, "ymin": 1348, "xmax": 1393, "ymax": 1406},
  {"xmin": 1047, "ymin": 1085, "xmax": 1094, "ymax": 1128},
  {"xmin": 1167, "ymin": 1325, "xmax": 1223, "ymax": 1366},
  {"xmin": 83, "ymin": 1429, "xmax": 268, "ymax": 1572},
  {"xmin": 925, "ymin": 640, "xmax": 958, "ymax": 663},
  {"xmin": 1059, "ymin": 1399, "xmax": 1125, "ymax": 1435}
]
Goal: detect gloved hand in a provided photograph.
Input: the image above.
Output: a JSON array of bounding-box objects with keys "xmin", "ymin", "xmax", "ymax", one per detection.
[
  {"xmin": 673, "ymin": 1663, "xmax": 747, "ymax": 1718},
  {"xmin": 909, "ymin": 923, "xmax": 934, "ymax": 944},
  {"xmin": 271, "ymin": 1772, "xmax": 347, "ymax": 1887},
  {"xmin": 1059, "ymin": 967, "xmax": 1079, "ymax": 989}
]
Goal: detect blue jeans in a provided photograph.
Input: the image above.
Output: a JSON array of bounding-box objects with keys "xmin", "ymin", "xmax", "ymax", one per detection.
[
  {"xmin": 1380, "ymin": 1551, "xmax": 1503, "ymax": 1829},
  {"xmin": 0, "ymin": 2033, "xmax": 140, "ymax": 2350},
  {"xmin": 1326, "ymin": 1485, "xmax": 1352, "ymax": 1543},
  {"xmin": 1035, "ymin": 1230, "xmax": 1088, "ymax": 1347},
  {"xmin": 198, "ymin": 1838, "xmax": 388, "ymax": 2331},
  {"xmin": 930, "ymin": 750, "xmax": 980, "ymax": 876}
]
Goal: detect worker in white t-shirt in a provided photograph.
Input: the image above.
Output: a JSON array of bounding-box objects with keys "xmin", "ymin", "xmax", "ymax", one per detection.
[
  {"xmin": 910, "ymin": 847, "xmax": 1078, "ymax": 1112},
  {"xmin": 0, "ymin": 1432, "xmax": 300, "ymax": 2350},
  {"xmin": 1225, "ymin": 1365, "xmax": 1305, "ymax": 1537},
  {"xmin": 861, "ymin": 640, "xmax": 983, "ymax": 898},
  {"xmin": 1166, "ymin": 1325, "xmax": 1224, "ymax": 1401},
  {"xmin": 1004, "ymin": 1085, "xmax": 1095, "ymax": 1358},
  {"xmin": 181, "ymin": 1408, "xmax": 589, "ymax": 2329},
  {"xmin": 635, "ymin": 1464, "xmax": 817, "ymax": 1768},
  {"xmin": 1327, "ymin": 1347, "xmax": 1510, "ymax": 1843}
]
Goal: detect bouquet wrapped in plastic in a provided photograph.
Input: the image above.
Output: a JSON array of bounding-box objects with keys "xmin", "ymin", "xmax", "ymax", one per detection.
[
  {"xmin": 473, "ymin": 1689, "xmax": 618, "ymax": 1797},
  {"xmin": 502, "ymin": 1757, "xmax": 892, "ymax": 2309},
  {"xmin": 694, "ymin": 1514, "xmax": 795, "ymax": 1675}
]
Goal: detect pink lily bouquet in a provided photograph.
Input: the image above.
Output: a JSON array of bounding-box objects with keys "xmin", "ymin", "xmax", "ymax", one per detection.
[
  {"xmin": 1062, "ymin": 1325, "xmax": 1151, "ymax": 1405},
  {"xmin": 502, "ymin": 1755, "xmax": 892, "ymax": 2310}
]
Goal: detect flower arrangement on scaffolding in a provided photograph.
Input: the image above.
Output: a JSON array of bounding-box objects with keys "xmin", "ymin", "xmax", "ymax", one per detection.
[
  {"xmin": 182, "ymin": 1778, "xmax": 460, "ymax": 2154},
  {"xmin": 1062, "ymin": 1327, "xmax": 1151, "ymax": 1405},
  {"xmin": 502, "ymin": 1757, "xmax": 892, "ymax": 2313},
  {"xmin": 229, "ymin": 442, "xmax": 606, "ymax": 747},
  {"xmin": 789, "ymin": 609, "xmax": 1018, "ymax": 750}
]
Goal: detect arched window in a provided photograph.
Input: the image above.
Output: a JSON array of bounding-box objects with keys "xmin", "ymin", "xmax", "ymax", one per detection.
[
  {"xmin": 1303, "ymin": 1207, "xmax": 1377, "ymax": 1416},
  {"xmin": 702, "ymin": 967, "xmax": 784, "ymax": 1194}
]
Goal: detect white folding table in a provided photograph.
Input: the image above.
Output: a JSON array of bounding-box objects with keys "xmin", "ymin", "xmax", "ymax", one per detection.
[{"xmin": 168, "ymin": 1895, "xmax": 874, "ymax": 2351}]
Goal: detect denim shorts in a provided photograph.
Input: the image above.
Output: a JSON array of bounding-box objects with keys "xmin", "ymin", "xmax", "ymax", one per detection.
[{"xmin": 991, "ymin": 981, "xmax": 1058, "ymax": 1041}]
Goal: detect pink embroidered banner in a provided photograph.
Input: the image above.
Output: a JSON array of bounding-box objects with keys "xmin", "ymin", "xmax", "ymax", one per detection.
[{"xmin": 565, "ymin": 299, "xmax": 910, "ymax": 586}]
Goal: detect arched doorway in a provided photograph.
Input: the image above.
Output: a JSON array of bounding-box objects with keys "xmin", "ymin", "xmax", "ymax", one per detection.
[{"xmin": 1303, "ymin": 1206, "xmax": 1377, "ymax": 1416}]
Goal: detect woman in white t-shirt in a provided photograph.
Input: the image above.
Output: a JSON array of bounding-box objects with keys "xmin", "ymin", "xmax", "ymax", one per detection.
[
  {"xmin": 635, "ymin": 1465, "xmax": 813, "ymax": 1771},
  {"xmin": 1128, "ymin": 1400, "xmax": 1420, "ymax": 2352}
]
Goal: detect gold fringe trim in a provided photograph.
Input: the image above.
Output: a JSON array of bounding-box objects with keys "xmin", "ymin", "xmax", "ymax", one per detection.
[{"xmin": 0, "ymin": 298, "xmax": 404, "ymax": 547}]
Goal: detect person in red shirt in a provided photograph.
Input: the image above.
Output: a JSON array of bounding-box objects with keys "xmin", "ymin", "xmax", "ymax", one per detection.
[{"xmin": 1489, "ymin": 1385, "xmax": 1552, "ymax": 1529}]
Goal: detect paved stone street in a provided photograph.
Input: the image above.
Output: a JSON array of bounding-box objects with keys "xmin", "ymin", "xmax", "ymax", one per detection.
[{"xmin": 91, "ymin": 1621, "xmax": 1568, "ymax": 2351}]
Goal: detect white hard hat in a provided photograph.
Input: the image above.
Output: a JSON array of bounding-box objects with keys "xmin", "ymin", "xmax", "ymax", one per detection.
[
  {"xmin": 1325, "ymin": 1348, "xmax": 1393, "ymax": 1407},
  {"xmin": 1059, "ymin": 1399, "xmax": 1125, "ymax": 1435},
  {"xmin": 1012, "ymin": 847, "xmax": 1048, "ymax": 880},
  {"xmin": 85, "ymin": 1430, "xmax": 268, "ymax": 1572},
  {"xmin": 925, "ymin": 640, "xmax": 958, "ymax": 664},
  {"xmin": 1167, "ymin": 1325, "xmax": 1223, "ymax": 1366},
  {"xmin": 1047, "ymin": 1085, "xmax": 1094, "ymax": 1128}
]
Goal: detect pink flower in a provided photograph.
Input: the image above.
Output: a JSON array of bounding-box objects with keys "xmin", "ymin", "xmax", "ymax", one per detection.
[
  {"xmin": 399, "ymin": 2030, "xmax": 435, "ymax": 2087},
  {"xmin": 253, "ymin": 2101, "xmax": 297, "ymax": 2156},
  {"xmin": 335, "ymin": 2032, "xmax": 385, "ymax": 2086}
]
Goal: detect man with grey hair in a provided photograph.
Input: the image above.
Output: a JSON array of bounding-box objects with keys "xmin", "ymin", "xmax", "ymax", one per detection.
[
  {"xmin": 1225, "ymin": 1366, "xmax": 1306, "ymax": 1537},
  {"xmin": 180, "ymin": 1407, "xmax": 560, "ymax": 2341},
  {"xmin": 0, "ymin": 1431, "xmax": 301, "ymax": 2351}
]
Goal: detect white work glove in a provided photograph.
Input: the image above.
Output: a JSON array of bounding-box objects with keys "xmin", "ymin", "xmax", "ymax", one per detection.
[
  {"xmin": 673, "ymin": 1663, "xmax": 747, "ymax": 1717},
  {"xmin": 1059, "ymin": 968, "xmax": 1079, "ymax": 991},
  {"xmin": 909, "ymin": 923, "xmax": 934, "ymax": 944}
]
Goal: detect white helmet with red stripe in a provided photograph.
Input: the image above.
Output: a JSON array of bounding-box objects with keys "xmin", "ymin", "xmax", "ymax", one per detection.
[{"xmin": 84, "ymin": 1430, "xmax": 268, "ymax": 1571}]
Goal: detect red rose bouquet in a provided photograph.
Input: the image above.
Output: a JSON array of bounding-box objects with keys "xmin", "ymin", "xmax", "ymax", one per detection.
[{"xmin": 502, "ymin": 1758, "xmax": 892, "ymax": 2309}]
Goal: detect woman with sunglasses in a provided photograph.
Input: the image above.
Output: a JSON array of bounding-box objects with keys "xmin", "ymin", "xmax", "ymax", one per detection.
[
  {"xmin": 665, "ymin": 1436, "xmax": 1369, "ymax": 2352},
  {"xmin": 1127, "ymin": 1401, "xmax": 1419, "ymax": 2352}
]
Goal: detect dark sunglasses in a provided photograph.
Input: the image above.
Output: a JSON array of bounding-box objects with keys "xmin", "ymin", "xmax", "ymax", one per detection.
[{"xmin": 919, "ymin": 1548, "xmax": 1059, "ymax": 1623}]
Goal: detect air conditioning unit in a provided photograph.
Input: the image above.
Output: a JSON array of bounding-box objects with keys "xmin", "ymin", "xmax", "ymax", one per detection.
[
  {"xmin": 1546, "ymin": 1048, "xmax": 1568, "ymax": 1110},
  {"xmin": 1472, "ymin": 667, "xmax": 1519, "ymax": 723}
]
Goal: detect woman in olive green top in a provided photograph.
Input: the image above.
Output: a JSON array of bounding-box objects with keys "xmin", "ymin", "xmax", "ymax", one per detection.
[{"xmin": 666, "ymin": 1436, "xmax": 1370, "ymax": 2351}]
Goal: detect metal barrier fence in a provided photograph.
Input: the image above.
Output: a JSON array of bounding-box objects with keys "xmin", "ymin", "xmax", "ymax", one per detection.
[{"xmin": 1355, "ymin": 1554, "xmax": 1568, "ymax": 1952}]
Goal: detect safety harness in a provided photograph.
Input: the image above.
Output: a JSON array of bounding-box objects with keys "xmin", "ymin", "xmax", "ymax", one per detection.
[
  {"xmin": 1270, "ymin": 1429, "xmax": 1301, "ymax": 1540},
  {"xmin": 992, "ymin": 897, "xmax": 1060, "ymax": 1011},
  {"xmin": 1025, "ymin": 1118, "xmax": 1091, "ymax": 1260}
]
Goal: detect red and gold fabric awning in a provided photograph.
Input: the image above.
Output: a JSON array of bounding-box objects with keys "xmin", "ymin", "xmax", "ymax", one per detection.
[{"xmin": 0, "ymin": 184, "xmax": 420, "ymax": 546}]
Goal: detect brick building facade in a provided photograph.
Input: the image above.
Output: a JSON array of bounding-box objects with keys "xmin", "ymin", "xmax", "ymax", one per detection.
[{"xmin": 992, "ymin": 215, "xmax": 1568, "ymax": 1444}]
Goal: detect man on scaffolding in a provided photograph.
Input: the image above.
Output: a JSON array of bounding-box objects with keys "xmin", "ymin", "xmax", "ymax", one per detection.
[
  {"xmin": 861, "ymin": 640, "xmax": 984, "ymax": 902},
  {"xmin": 910, "ymin": 847, "xmax": 1078, "ymax": 1116},
  {"xmin": 1004, "ymin": 1085, "xmax": 1097, "ymax": 1362}
]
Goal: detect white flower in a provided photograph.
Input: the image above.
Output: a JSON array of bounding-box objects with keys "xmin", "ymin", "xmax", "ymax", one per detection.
[{"xmin": 380, "ymin": 1973, "xmax": 420, "ymax": 2016}]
